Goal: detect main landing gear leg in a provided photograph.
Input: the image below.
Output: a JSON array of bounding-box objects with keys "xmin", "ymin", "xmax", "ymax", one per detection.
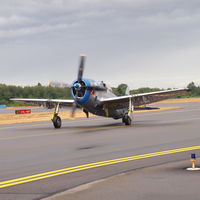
[
  {"xmin": 122, "ymin": 97, "xmax": 133, "ymax": 126},
  {"xmin": 52, "ymin": 103, "xmax": 62, "ymax": 128}
]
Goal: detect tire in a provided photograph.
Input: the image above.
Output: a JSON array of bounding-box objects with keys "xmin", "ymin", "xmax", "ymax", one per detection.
[
  {"xmin": 52, "ymin": 116, "xmax": 62, "ymax": 128},
  {"xmin": 122, "ymin": 114, "xmax": 132, "ymax": 125}
]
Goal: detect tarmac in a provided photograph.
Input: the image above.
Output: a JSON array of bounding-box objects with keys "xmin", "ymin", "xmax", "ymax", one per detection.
[
  {"xmin": 45, "ymin": 160, "xmax": 200, "ymax": 200},
  {"xmin": 0, "ymin": 100, "xmax": 200, "ymax": 200}
]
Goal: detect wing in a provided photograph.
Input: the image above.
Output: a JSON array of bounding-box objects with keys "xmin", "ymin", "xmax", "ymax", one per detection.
[
  {"xmin": 99, "ymin": 88, "xmax": 188, "ymax": 106},
  {"xmin": 10, "ymin": 98, "xmax": 74, "ymax": 108}
]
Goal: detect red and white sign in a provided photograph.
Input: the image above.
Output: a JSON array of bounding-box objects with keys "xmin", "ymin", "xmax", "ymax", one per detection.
[{"xmin": 15, "ymin": 109, "xmax": 31, "ymax": 114}]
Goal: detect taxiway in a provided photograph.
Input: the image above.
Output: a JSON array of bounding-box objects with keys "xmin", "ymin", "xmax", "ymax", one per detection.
[{"xmin": 0, "ymin": 101, "xmax": 200, "ymax": 200}]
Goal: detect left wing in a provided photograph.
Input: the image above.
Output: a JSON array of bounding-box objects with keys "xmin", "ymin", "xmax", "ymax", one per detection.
[
  {"xmin": 10, "ymin": 98, "xmax": 74, "ymax": 108},
  {"xmin": 99, "ymin": 88, "xmax": 188, "ymax": 106}
]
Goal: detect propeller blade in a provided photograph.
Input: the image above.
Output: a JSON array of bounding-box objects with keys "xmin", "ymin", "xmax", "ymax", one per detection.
[
  {"xmin": 77, "ymin": 54, "xmax": 86, "ymax": 82},
  {"xmin": 79, "ymin": 86, "xmax": 107, "ymax": 91},
  {"xmin": 71, "ymin": 85, "xmax": 80, "ymax": 118},
  {"xmin": 71, "ymin": 85, "xmax": 107, "ymax": 91},
  {"xmin": 71, "ymin": 101, "xmax": 77, "ymax": 118},
  {"xmin": 83, "ymin": 109, "xmax": 89, "ymax": 118}
]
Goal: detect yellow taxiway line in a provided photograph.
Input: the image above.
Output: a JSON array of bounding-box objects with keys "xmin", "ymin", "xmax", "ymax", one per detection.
[{"xmin": 0, "ymin": 145, "xmax": 200, "ymax": 189}]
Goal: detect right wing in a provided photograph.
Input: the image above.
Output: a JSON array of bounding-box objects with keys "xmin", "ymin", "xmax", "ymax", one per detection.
[
  {"xmin": 10, "ymin": 98, "xmax": 74, "ymax": 108},
  {"xmin": 99, "ymin": 88, "xmax": 188, "ymax": 107}
]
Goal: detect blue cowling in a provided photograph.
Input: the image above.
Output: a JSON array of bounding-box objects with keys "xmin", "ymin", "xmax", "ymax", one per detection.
[{"xmin": 70, "ymin": 78, "xmax": 91, "ymax": 104}]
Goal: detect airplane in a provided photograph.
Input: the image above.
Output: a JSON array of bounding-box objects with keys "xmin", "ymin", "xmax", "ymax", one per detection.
[{"xmin": 10, "ymin": 55, "xmax": 188, "ymax": 128}]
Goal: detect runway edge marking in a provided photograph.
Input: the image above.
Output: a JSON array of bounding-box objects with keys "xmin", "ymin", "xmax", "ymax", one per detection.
[{"xmin": 0, "ymin": 146, "xmax": 200, "ymax": 189}]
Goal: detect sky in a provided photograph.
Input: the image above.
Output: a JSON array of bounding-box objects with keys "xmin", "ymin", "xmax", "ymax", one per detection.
[{"xmin": 0, "ymin": 0, "xmax": 200, "ymax": 89}]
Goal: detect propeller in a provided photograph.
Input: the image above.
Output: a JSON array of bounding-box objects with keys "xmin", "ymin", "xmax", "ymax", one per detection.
[
  {"xmin": 70, "ymin": 55, "xmax": 86, "ymax": 118},
  {"xmin": 70, "ymin": 54, "xmax": 107, "ymax": 118},
  {"xmin": 49, "ymin": 55, "xmax": 107, "ymax": 118}
]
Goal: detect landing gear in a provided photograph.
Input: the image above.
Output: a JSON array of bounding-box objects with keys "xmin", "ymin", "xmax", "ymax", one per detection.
[
  {"xmin": 122, "ymin": 97, "xmax": 133, "ymax": 126},
  {"xmin": 122, "ymin": 114, "xmax": 132, "ymax": 125},
  {"xmin": 52, "ymin": 103, "xmax": 62, "ymax": 128},
  {"xmin": 52, "ymin": 115, "xmax": 61, "ymax": 128}
]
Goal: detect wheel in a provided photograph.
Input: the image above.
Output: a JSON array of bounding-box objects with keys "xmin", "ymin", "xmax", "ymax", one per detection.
[
  {"xmin": 122, "ymin": 114, "xmax": 132, "ymax": 125},
  {"xmin": 52, "ymin": 116, "xmax": 62, "ymax": 128}
]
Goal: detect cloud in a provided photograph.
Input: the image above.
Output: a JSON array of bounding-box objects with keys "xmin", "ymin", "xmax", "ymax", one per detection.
[
  {"xmin": 0, "ymin": 0, "xmax": 199, "ymax": 39},
  {"xmin": 0, "ymin": 0, "xmax": 200, "ymax": 88},
  {"xmin": 0, "ymin": 22, "xmax": 80, "ymax": 38},
  {"xmin": 0, "ymin": 15, "xmax": 32, "ymax": 27},
  {"xmin": 0, "ymin": 0, "xmax": 117, "ymax": 39},
  {"xmin": 137, "ymin": 8, "xmax": 200, "ymax": 27}
]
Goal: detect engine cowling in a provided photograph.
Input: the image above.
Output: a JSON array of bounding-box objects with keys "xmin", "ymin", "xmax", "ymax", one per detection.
[{"xmin": 70, "ymin": 78, "xmax": 91, "ymax": 104}]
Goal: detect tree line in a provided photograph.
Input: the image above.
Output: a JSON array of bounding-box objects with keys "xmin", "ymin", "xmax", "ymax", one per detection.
[
  {"xmin": 0, "ymin": 82, "xmax": 199, "ymax": 106},
  {"xmin": 0, "ymin": 83, "xmax": 71, "ymax": 106},
  {"xmin": 113, "ymin": 82, "xmax": 200, "ymax": 98}
]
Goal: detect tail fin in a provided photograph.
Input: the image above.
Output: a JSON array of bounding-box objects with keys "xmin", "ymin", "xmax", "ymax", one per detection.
[{"xmin": 125, "ymin": 86, "xmax": 130, "ymax": 96}]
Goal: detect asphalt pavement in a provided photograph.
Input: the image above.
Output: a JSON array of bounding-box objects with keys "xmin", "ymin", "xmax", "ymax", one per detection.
[
  {"xmin": 0, "ymin": 101, "xmax": 200, "ymax": 200},
  {"xmin": 46, "ymin": 160, "xmax": 200, "ymax": 200}
]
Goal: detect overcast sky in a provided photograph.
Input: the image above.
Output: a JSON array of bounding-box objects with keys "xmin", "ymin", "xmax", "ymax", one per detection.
[{"xmin": 0, "ymin": 0, "xmax": 200, "ymax": 89}]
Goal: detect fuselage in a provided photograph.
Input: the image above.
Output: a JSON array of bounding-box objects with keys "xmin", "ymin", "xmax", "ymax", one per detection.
[{"xmin": 70, "ymin": 78, "xmax": 128, "ymax": 119}]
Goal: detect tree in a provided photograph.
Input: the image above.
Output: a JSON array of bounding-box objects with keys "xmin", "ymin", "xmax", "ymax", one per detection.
[
  {"xmin": 112, "ymin": 84, "xmax": 128, "ymax": 96},
  {"xmin": 117, "ymin": 84, "xmax": 128, "ymax": 96},
  {"xmin": 187, "ymin": 82, "xmax": 196, "ymax": 90},
  {"xmin": 187, "ymin": 82, "xmax": 200, "ymax": 96}
]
